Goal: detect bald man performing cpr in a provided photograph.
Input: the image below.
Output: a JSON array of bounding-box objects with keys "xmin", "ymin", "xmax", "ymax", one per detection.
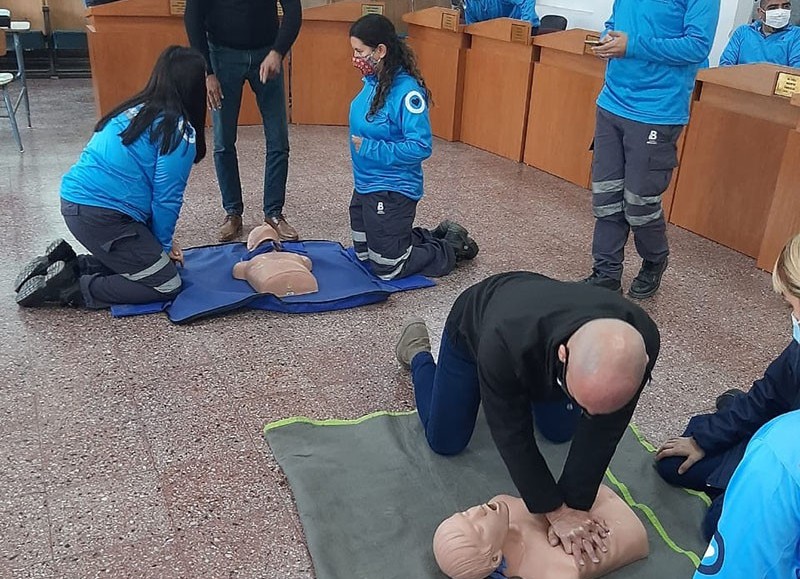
[{"xmin": 395, "ymin": 272, "xmax": 659, "ymax": 567}]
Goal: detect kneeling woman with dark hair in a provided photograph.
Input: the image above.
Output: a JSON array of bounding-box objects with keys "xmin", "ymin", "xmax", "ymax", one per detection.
[
  {"xmin": 14, "ymin": 45, "xmax": 207, "ymax": 309},
  {"xmin": 348, "ymin": 14, "xmax": 477, "ymax": 281}
]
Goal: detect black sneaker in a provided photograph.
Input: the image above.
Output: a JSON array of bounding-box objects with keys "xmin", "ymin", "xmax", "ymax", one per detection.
[
  {"xmin": 581, "ymin": 271, "xmax": 622, "ymax": 293},
  {"xmin": 13, "ymin": 239, "xmax": 76, "ymax": 293},
  {"xmin": 16, "ymin": 261, "xmax": 78, "ymax": 308},
  {"xmin": 628, "ymin": 258, "xmax": 669, "ymax": 300},
  {"xmin": 715, "ymin": 388, "xmax": 744, "ymax": 412},
  {"xmin": 443, "ymin": 226, "xmax": 478, "ymax": 261},
  {"xmin": 432, "ymin": 219, "xmax": 468, "ymax": 240}
]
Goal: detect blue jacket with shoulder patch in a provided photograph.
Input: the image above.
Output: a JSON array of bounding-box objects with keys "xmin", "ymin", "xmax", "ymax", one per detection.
[
  {"xmin": 60, "ymin": 105, "xmax": 196, "ymax": 253},
  {"xmin": 349, "ymin": 72, "xmax": 432, "ymax": 202},
  {"xmin": 596, "ymin": 0, "xmax": 720, "ymax": 126}
]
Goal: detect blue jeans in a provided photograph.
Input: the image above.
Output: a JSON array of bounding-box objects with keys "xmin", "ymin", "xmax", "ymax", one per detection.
[
  {"xmin": 411, "ymin": 330, "xmax": 581, "ymax": 455},
  {"xmin": 209, "ymin": 43, "xmax": 290, "ymax": 218}
]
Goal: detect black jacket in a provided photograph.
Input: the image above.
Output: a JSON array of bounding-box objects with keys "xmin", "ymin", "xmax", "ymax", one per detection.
[
  {"xmin": 184, "ymin": 0, "xmax": 302, "ymax": 73},
  {"xmin": 445, "ymin": 272, "xmax": 660, "ymax": 514}
]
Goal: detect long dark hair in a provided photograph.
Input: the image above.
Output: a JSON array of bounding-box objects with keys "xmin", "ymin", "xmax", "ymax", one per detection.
[
  {"xmin": 349, "ymin": 14, "xmax": 432, "ymax": 120},
  {"xmin": 95, "ymin": 45, "xmax": 207, "ymax": 163}
]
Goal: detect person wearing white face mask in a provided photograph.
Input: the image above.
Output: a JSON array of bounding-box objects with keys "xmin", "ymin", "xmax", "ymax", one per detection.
[
  {"xmin": 652, "ymin": 232, "xmax": 800, "ymax": 544},
  {"xmin": 719, "ymin": 0, "xmax": 800, "ymax": 67}
]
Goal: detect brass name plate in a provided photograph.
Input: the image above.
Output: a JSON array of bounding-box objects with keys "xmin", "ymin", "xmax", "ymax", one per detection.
[
  {"xmin": 510, "ymin": 22, "xmax": 528, "ymax": 44},
  {"xmin": 775, "ymin": 71, "xmax": 800, "ymax": 98},
  {"xmin": 361, "ymin": 3, "xmax": 384, "ymax": 16},
  {"xmin": 583, "ymin": 32, "xmax": 600, "ymax": 55},
  {"xmin": 169, "ymin": 0, "xmax": 185, "ymax": 16},
  {"xmin": 440, "ymin": 12, "xmax": 458, "ymax": 32}
]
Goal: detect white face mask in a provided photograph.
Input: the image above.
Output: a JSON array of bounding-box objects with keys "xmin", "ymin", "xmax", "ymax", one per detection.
[{"xmin": 764, "ymin": 8, "xmax": 792, "ymax": 29}]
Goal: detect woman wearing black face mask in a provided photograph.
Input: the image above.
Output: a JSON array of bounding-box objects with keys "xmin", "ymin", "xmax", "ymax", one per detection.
[
  {"xmin": 655, "ymin": 232, "xmax": 800, "ymax": 543},
  {"xmin": 347, "ymin": 14, "xmax": 478, "ymax": 281}
]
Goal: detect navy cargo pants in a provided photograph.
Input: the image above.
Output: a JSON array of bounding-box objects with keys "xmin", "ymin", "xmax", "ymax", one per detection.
[
  {"xmin": 349, "ymin": 190, "xmax": 455, "ymax": 280},
  {"xmin": 61, "ymin": 200, "xmax": 182, "ymax": 309},
  {"xmin": 590, "ymin": 107, "xmax": 683, "ymax": 281}
]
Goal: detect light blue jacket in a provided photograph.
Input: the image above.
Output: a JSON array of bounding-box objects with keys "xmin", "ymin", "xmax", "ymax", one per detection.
[
  {"xmin": 465, "ymin": 0, "xmax": 539, "ymax": 29},
  {"xmin": 720, "ymin": 21, "xmax": 800, "ymax": 67},
  {"xmin": 694, "ymin": 410, "xmax": 800, "ymax": 579},
  {"xmin": 60, "ymin": 106, "xmax": 196, "ymax": 253},
  {"xmin": 349, "ymin": 72, "xmax": 432, "ymax": 202},
  {"xmin": 596, "ymin": 0, "xmax": 720, "ymax": 126}
]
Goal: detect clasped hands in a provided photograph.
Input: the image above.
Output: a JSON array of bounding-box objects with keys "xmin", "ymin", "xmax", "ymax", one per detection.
[
  {"xmin": 545, "ymin": 504, "xmax": 610, "ymax": 567},
  {"xmin": 591, "ymin": 31, "xmax": 628, "ymax": 60}
]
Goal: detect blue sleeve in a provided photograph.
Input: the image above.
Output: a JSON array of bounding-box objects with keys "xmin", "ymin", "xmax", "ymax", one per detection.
[
  {"xmin": 604, "ymin": 1, "xmax": 616, "ymax": 34},
  {"xmin": 626, "ymin": 0, "xmax": 720, "ymax": 66},
  {"xmin": 694, "ymin": 439, "xmax": 800, "ymax": 578},
  {"xmin": 691, "ymin": 345, "xmax": 798, "ymax": 455},
  {"xmin": 513, "ymin": 0, "xmax": 539, "ymax": 28},
  {"xmin": 789, "ymin": 30, "xmax": 800, "ymax": 67},
  {"xmin": 150, "ymin": 130, "xmax": 195, "ymax": 253},
  {"xmin": 719, "ymin": 28, "xmax": 743, "ymax": 66},
  {"xmin": 358, "ymin": 89, "xmax": 432, "ymax": 166}
]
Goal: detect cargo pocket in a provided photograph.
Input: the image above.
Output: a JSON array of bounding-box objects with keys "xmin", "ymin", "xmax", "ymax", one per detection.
[{"xmin": 646, "ymin": 141, "xmax": 679, "ymax": 196}]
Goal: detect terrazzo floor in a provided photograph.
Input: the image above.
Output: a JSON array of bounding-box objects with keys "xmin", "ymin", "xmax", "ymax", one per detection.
[{"xmin": 0, "ymin": 79, "xmax": 789, "ymax": 578}]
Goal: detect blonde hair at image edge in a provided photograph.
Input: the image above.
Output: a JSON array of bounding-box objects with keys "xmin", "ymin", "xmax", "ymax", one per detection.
[
  {"xmin": 773, "ymin": 233, "xmax": 800, "ymax": 298},
  {"xmin": 432, "ymin": 516, "xmax": 500, "ymax": 579}
]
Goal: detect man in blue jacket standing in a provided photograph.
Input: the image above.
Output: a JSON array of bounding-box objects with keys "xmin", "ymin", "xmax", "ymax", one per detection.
[
  {"xmin": 720, "ymin": 0, "xmax": 800, "ymax": 67},
  {"xmin": 583, "ymin": 0, "xmax": 720, "ymax": 299}
]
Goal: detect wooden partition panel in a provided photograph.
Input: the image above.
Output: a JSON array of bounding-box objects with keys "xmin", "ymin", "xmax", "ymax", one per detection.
[
  {"xmin": 50, "ymin": 0, "xmax": 89, "ymax": 29},
  {"xmin": 757, "ymin": 129, "xmax": 800, "ymax": 271},
  {"xmin": 4, "ymin": 0, "xmax": 46, "ymax": 28},
  {"xmin": 670, "ymin": 100, "xmax": 790, "ymax": 258},
  {"xmin": 460, "ymin": 19, "xmax": 536, "ymax": 161}
]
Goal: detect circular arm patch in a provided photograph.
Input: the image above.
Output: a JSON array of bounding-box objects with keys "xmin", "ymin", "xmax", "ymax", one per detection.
[{"xmin": 404, "ymin": 90, "xmax": 426, "ymax": 114}]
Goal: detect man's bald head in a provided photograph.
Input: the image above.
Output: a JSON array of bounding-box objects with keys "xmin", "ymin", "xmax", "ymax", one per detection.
[{"xmin": 563, "ymin": 319, "xmax": 648, "ymax": 415}]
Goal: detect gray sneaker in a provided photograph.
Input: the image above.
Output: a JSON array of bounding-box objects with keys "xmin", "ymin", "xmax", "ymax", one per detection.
[{"xmin": 395, "ymin": 317, "xmax": 432, "ymax": 369}]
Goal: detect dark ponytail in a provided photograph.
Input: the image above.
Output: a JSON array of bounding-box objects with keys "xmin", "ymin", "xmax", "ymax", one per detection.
[{"xmin": 95, "ymin": 45, "xmax": 207, "ymax": 163}]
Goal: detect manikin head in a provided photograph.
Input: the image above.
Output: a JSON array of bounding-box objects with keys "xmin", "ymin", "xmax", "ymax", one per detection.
[
  {"xmin": 433, "ymin": 502, "xmax": 510, "ymax": 579},
  {"xmin": 557, "ymin": 319, "xmax": 648, "ymax": 416},
  {"xmin": 759, "ymin": 0, "xmax": 792, "ymax": 32}
]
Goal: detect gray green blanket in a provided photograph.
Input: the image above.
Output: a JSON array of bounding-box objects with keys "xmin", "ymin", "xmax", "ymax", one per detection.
[{"xmin": 264, "ymin": 411, "xmax": 710, "ymax": 579}]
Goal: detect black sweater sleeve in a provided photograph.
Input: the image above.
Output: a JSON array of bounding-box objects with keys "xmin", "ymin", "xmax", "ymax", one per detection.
[
  {"xmin": 273, "ymin": 0, "xmax": 302, "ymax": 56},
  {"xmin": 478, "ymin": 331, "xmax": 564, "ymax": 514},
  {"xmin": 184, "ymin": 0, "xmax": 213, "ymax": 73}
]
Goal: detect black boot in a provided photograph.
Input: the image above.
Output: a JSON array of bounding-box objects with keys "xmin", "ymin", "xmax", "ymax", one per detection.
[
  {"xmin": 432, "ymin": 219, "xmax": 469, "ymax": 240},
  {"xmin": 16, "ymin": 261, "xmax": 79, "ymax": 308},
  {"xmin": 628, "ymin": 258, "xmax": 669, "ymax": 300},
  {"xmin": 443, "ymin": 225, "xmax": 478, "ymax": 261},
  {"xmin": 581, "ymin": 271, "xmax": 622, "ymax": 293},
  {"xmin": 14, "ymin": 239, "xmax": 76, "ymax": 293}
]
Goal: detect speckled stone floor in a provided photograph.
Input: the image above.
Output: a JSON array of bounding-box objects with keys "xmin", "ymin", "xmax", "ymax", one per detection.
[{"xmin": 0, "ymin": 79, "xmax": 789, "ymax": 578}]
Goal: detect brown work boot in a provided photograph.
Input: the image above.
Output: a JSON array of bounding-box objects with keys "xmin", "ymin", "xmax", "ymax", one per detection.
[
  {"xmin": 395, "ymin": 317, "xmax": 431, "ymax": 369},
  {"xmin": 265, "ymin": 214, "xmax": 299, "ymax": 241},
  {"xmin": 218, "ymin": 214, "xmax": 243, "ymax": 242}
]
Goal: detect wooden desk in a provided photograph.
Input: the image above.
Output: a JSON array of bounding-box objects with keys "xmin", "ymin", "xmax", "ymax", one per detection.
[
  {"xmin": 291, "ymin": 1, "xmax": 383, "ymax": 126},
  {"xmin": 403, "ymin": 7, "xmax": 467, "ymax": 141},
  {"xmin": 460, "ymin": 18, "xmax": 537, "ymax": 161},
  {"xmin": 86, "ymin": 0, "xmax": 263, "ymax": 125},
  {"xmin": 757, "ymin": 92, "xmax": 800, "ymax": 271},
  {"xmin": 523, "ymin": 29, "xmax": 605, "ymax": 188},
  {"xmin": 670, "ymin": 64, "xmax": 800, "ymax": 259}
]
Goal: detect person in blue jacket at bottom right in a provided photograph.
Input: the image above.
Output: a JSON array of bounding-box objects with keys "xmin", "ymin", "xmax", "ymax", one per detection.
[
  {"xmin": 348, "ymin": 14, "xmax": 478, "ymax": 282},
  {"xmin": 692, "ymin": 409, "xmax": 800, "ymax": 579},
  {"xmin": 720, "ymin": 0, "xmax": 800, "ymax": 67},
  {"xmin": 13, "ymin": 46, "xmax": 207, "ymax": 309},
  {"xmin": 654, "ymin": 232, "xmax": 800, "ymax": 543},
  {"xmin": 582, "ymin": 0, "xmax": 720, "ymax": 299}
]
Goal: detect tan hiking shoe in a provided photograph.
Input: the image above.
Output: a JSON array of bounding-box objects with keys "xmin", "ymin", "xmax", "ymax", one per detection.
[
  {"xmin": 265, "ymin": 214, "xmax": 299, "ymax": 241},
  {"xmin": 218, "ymin": 215, "xmax": 243, "ymax": 242},
  {"xmin": 395, "ymin": 317, "xmax": 432, "ymax": 369}
]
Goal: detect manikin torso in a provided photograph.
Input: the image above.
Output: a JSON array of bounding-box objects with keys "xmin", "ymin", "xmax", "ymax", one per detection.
[
  {"xmin": 232, "ymin": 252, "xmax": 318, "ymax": 297},
  {"xmin": 496, "ymin": 486, "xmax": 648, "ymax": 579}
]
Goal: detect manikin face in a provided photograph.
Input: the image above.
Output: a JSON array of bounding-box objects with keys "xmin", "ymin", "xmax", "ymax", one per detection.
[{"xmin": 454, "ymin": 501, "xmax": 510, "ymax": 558}]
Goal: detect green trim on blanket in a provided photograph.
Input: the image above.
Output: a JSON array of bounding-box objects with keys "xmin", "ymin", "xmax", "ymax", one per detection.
[
  {"xmin": 628, "ymin": 424, "xmax": 712, "ymax": 508},
  {"xmin": 604, "ymin": 467, "xmax": 702, "ymax": 568},
  {"xmin": 263, "ymin": 410, "xmax": 417, "ymax": 434}
]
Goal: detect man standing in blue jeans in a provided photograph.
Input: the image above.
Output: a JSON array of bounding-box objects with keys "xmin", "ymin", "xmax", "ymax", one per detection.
[
  {"xmin": 582, "ymin": 0, "xmax": 719, "ymax": 298},
  {"xmin": 395, "ymin": 272, "xmax": 660, "ymax": 567},
  {"xmin": 185, "ymin": 0, "xmax": 302, "ymax": 242}
]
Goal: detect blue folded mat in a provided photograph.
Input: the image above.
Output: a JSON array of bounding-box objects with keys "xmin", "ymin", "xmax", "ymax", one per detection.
[{"xmin": 110, "ymin": 240, "xmax": 435, "ymax": 324}]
